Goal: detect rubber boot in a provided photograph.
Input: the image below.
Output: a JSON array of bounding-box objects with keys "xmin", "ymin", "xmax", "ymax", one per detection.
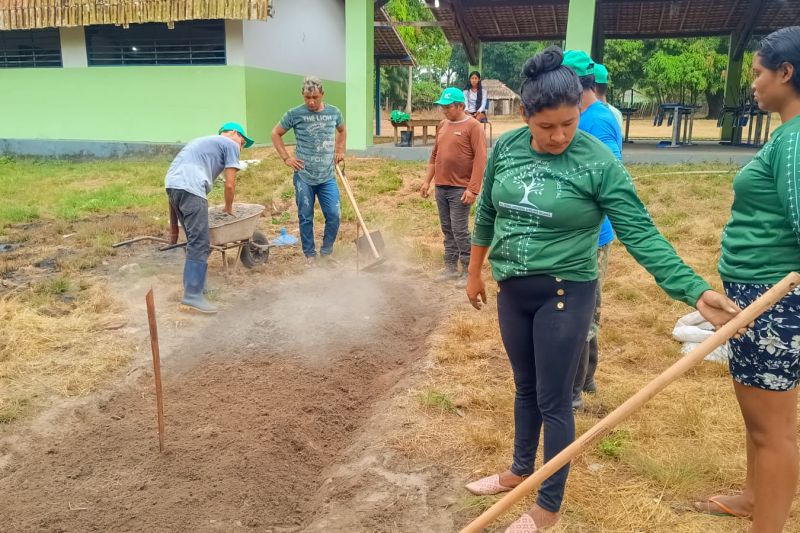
[{"xmin": 181, "ymin": 260, "xmax": 217, "ymax": 314}]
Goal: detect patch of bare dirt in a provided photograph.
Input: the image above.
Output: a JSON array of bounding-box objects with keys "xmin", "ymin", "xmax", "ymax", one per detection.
[{"xmin": 0, "ymin": 264, "xmax": 463, "ymax": 532}]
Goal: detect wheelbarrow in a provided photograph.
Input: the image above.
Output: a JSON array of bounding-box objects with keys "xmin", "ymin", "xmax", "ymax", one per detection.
[{"xmin": 162, "ymin": 203, "xmax": 271, "ymax": 272}]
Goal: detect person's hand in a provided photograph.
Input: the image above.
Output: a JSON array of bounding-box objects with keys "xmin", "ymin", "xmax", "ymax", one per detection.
[
  {"xmin": 334, "ymin": 152, "xmax": 345, "ymax": 164},
  {"xmin": 420, "ymin": 181, "xmax": 431, "ymax": 198},
  {"xmin": 461, "ymin": 190, "xmax": 477, "ymax": 205},
  {"xmin": 466, "ymin": 272, "xmax": 487, "ymax": 310},
  {"xmin": 284, "ymin": 157, "xmax": 305, "ymax": 171},
  {"xmin": 696, "ymin": 290, "xmax": 750, "ymax": 336}
]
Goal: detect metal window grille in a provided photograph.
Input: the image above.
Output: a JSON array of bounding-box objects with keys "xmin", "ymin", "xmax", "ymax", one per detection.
[
  {"xmin": 0, "ymin": 29, "xmax": 62, "ymax": 68},
  {"xmin": 85, "ymin": 20, "xmax": 226, "ymax": 66}
]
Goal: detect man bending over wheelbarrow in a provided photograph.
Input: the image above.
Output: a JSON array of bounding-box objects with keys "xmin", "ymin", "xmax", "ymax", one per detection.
[
  {"xmin": 271, "ymin": 76, "xmax": 347, "ymax": 267},
  {"xmin": 165, "ymin": 121, "xmax": 254, "ymax": 314}
]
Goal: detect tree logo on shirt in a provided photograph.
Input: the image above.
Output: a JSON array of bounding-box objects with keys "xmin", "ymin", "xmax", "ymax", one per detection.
[
  {"xmin": 516, "ymin": 172, "xmax": 544, "ymax": 206},
  {"xmin": 499, "ymin": 170, "xmax": 553, "ymax": 218}
]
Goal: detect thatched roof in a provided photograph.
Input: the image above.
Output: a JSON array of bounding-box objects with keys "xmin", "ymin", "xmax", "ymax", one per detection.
[
  {"xmin": 482, "ymin": 79, "xmax": 518, "ymax": 101},
  {"xmin": 0, "ymin": 0, "xmax": 271, "ymax": 31}
]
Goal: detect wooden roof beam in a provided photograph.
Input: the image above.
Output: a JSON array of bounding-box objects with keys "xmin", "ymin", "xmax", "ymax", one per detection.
[
  {"xmin": 449, "ymin": 1, "xmax": 481, "ymax": 64},
  {"xmin": 733, "ymin": 0, "xmax": 767, "ymax": 58}
]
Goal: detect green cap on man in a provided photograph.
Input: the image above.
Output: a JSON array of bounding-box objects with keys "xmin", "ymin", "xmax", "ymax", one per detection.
[
  {"xmin": 218, "ymin": 121, "xmax": 254, "ymax": 148},
  {"xmin": 562, "ymin": 50, "xmax": 595, "ymax": 77},
  {"xmin": 594, "ymin": 64, "xmax": 610, "ymax": 84},
  {"xmin": 434, "ymin": 87, "xmax": 466, "ymax": 106}
]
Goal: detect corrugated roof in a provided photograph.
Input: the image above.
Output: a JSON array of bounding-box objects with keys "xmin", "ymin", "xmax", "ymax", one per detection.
[{"xmin": 375, "ymin": 6, "xmax": 415, "ymax": 66}]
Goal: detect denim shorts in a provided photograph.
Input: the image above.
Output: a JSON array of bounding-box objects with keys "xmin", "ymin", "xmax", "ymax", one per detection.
[{"xmin": 724, "ymin": 281, "xmax": 800, "ymax": 391}]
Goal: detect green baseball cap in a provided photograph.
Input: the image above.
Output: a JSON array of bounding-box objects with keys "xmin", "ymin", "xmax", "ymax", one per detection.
[
  {"xmin": 434, "ymin": 87, "xmax": 466, "ymax": 106},
  {"xmin": 218, "ymin": 121, "xmax": 254, "ymax": 148},
  {"xmin": 594, "ymin": 63, "xmax": 610, "ymax": 84},
  {"xmin": 562, "ymin": 50, "xmax": 595, "ymax": 77}
]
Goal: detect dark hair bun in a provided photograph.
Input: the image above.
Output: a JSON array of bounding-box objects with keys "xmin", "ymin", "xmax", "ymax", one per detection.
[{"xmin": 522, "ymin": 45, "xmax": 564, "ymax": 79}]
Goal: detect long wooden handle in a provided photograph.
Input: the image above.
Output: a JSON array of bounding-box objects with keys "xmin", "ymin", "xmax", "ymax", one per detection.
[
  {"xmin": 335, "ymin": 164, "xmax": 380, "ymax": 260},
  {"xmin": 145, "ymin": 288, "xmax": 166, "ymax": 453},
  {"xmin": 460, "ymin": 272, "xmax": 800, "ymax": 533}
]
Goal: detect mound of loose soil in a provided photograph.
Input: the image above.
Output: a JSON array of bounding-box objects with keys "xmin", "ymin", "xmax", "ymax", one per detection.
[{"xmin": 0, "ymin": 270, "xmax": 444, "ymax": 532}]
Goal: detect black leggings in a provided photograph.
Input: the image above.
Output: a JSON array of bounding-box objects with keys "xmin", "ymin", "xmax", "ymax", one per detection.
[{"xmin": 497, "ymin": 275, "xmax": 597, "ymax": 512}]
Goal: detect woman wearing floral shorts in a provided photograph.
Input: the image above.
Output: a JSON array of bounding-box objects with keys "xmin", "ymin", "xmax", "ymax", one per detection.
[{"xmin": 694, "ymin": 26, "xmax": 800, "ymax": 533}]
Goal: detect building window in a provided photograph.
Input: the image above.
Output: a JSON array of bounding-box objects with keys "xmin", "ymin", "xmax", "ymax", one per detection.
[
  {"xmin": 0, "ymin": 29, "xmax": 62, "ymax": 68},
  {"xmin": 85, "ymin": 20, "xmax": 226, "ymax": 66}
]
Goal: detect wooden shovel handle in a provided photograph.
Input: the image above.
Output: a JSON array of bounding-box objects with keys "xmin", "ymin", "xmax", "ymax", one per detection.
[
  {"xmin": 460, "ymin": 272, "xmax": 800, "ymax": 533},
  {"xmin": 334, "ymin": 164, "xmax": 380, "ymax": 259}
]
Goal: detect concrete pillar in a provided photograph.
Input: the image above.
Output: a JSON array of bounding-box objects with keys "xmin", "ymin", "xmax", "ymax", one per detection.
[
  {"xmin": 721, "ymin": 33, "xmax": 745, "ymax": 141},
  {"xmin": 345, "ymin": 0, "xmax": 374, "ymax": 151},
  {"xmin": 565, "ymin": 0, "xmax": 597, "ymax": 54}
]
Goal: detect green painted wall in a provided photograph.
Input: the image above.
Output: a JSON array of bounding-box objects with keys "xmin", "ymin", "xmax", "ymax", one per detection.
[
  {"xmin": 345, "ymin": 0, "xmax": 374, "ymax": 151},
  {"xmin": 0, "ymin": 65, "xmax": 346, "ymax": 146},
  {"xmin": 244, "ymin": 68, "xmax": 345, "ymax": 147},
  {"xmin": 0, "ymin": 66, "xmax": 247, "ymax": 143},
  {"xmin": 565, "ymin": 0, "xmax": 597, "ymax": 54}
]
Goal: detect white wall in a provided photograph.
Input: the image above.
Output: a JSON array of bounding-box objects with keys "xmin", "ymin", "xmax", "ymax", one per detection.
[
  {"xmin": 242, "ymin": 0, "xmax": 345, "ymax": 82},
  {"xmin": 59, "ymin": 27, "xmax": 87, "ymax": 68},
  {"xmin": 225, "ymin": 19, "xmax": 245, "ymax": 66}
]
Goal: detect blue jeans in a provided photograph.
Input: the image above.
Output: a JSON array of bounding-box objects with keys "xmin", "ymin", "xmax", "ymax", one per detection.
[
  {"xmin": 293, "ymin": 174, "xmax": 341, "ymax": 257},
  {"xmin": 497, "ymin": 275, "xmax": 597, "ymax": 512}
]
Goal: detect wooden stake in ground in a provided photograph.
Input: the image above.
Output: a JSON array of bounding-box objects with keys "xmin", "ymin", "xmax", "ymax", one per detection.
[
  {"xmin": 145, "ymin": 288, "xmax": 166, "ymax": 453},
  {"xmin": 460, "ymin": 272, "xmax": 800, "ymax": 533}
]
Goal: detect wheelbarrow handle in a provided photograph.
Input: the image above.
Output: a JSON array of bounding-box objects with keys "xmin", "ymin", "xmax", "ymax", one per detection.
[{"xmin": 159, "ymin": 242, "xmax": 187, "ymax": 252}]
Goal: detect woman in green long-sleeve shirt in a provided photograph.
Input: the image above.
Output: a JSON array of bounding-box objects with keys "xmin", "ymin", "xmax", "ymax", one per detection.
[
  {"xmin": 462, "ymin": 46, "xmax": 741, "ymax": 532},
  {"xmin": 694, "ymin": 27, "xmax": 800, "ymax": 533}
]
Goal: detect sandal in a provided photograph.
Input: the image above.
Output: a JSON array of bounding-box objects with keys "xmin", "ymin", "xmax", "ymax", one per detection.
[
  {"xmin": 464, "ymin": 474, "xmax": 514, "ymax": 496},
  {"xmin": 693, "ymin": 495, "xmax": 752, "ymax": 518},
  {"xmin": 505, "ymin": 513, "xmax": 538, "ymax": 532}
]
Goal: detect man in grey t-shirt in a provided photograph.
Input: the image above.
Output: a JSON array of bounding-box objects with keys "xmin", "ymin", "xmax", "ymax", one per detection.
[
  {"xmin": 271, "ymin": 76, "xmax": 347, "ymax": 266},
  {"xmin": 165, "ymin": 121, "xmax": 253, "ymax": 313}
]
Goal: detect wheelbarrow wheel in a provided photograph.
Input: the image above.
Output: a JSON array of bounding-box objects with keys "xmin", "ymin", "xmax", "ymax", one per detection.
[{"xmin": 240, "ymin": 231, "xmax": 270, "ymax": 268}]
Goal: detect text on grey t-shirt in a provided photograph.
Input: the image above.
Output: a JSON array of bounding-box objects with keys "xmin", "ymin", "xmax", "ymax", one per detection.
[{"xmin": 279, "ymin": 104, "xmax": 343, "ymax": 185}]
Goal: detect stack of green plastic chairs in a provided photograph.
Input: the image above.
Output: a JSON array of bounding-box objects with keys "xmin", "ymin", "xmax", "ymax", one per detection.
[{"xmin": 390, "ymin": 110, "xmax": 411, "ymax": 124}]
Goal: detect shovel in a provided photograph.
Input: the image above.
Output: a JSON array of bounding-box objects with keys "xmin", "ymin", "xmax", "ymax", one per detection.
[{"xmin": 335, "ymin": 164, "xmax": 385, "ymax": 271}]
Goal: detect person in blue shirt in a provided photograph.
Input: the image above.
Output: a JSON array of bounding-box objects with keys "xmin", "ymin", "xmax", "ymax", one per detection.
[{"xmin": 562, "ymin": 50, "xmax": 624, "ymax": 410}]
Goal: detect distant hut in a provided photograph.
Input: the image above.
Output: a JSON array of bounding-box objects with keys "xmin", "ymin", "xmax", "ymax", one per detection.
[{"xmin": 483, "ymin": 79, "xmax": 519, "ymax": 116}]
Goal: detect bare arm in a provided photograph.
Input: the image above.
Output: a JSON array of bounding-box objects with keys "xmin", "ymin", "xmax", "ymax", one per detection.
[
  {"xmin": 271, "ymin": 124, "xmax": 304, "ymax": 171},
  {"xmin": 466, "ymin": 244, "xmax": 490, "ymax": 309},
  {"xmin": 223, "ymin": 167, "xmax": 237, "ymax": 214},
  {"xmin": 335, "ymin": 124, "xmax": 346, "ymax": 164},
  {"xmin": 420, "ymin": 163, "xmax": 435, "ymax": 197}
]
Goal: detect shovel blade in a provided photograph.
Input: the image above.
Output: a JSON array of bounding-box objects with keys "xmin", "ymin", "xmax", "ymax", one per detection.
[{"xmin": 355, "ymin": 230, "xmax": 385, "ymax": 257}]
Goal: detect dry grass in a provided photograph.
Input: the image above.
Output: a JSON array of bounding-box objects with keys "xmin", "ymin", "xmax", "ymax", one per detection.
[
  {"xmin": 0, "ymin": 276, "xmax": 133, "ymax": 422},
  {"xmin": 0, "ymin": 151, "xmax": 794, "ymax": 531}
]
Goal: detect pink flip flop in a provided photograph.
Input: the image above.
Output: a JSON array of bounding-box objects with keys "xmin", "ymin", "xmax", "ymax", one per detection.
[
  {"xmin": 505, "ymin": 513, "xmax": 538, "ymax": 532},
  {"xmin": 464, "ymin": 474, "xmax": 514, "ymax": 496}
]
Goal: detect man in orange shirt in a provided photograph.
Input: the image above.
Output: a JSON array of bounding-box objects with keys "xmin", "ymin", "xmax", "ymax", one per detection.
[{"xmin": 420, "ymin": 87, "xmax": 487, "ymax": 287}]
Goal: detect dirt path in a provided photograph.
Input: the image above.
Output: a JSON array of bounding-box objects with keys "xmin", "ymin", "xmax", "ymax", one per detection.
[{"xmin": 0, "ymin": 262, "xmax": 463, "ymax": 532}]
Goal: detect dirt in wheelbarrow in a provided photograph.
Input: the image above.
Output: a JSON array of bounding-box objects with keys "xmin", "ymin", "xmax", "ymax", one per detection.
[{"xmin": 0, "ymin": 268, "xmax": 461, "ymax": 532}]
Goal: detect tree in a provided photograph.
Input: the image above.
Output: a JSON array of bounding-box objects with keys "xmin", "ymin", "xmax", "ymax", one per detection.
[
  {"xmin": 386, "ymin": 0, "xmax": 451, "ymax": 81},
  {"xmin": 481, "ymin": 42, "xmax": 549, "ymax": 92},
  {"xmin": 603, "ymin": 40, "xmax": 645, "ymax": 105}
]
